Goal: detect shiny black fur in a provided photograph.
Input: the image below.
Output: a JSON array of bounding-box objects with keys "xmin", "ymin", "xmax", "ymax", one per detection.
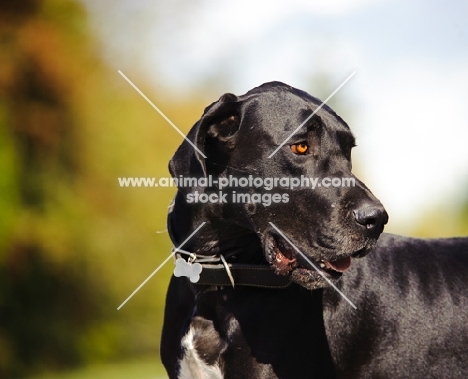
[{"xmin": 161, "ymin": 82, "xmax": 468, "ymax": 378}]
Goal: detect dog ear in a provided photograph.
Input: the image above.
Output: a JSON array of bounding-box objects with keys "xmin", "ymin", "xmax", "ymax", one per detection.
[
  {"xmin": 169, "ymin": 93, "xmax": 240, "ymax": 180},
  {"xmin": 197, "ymin": 93, "xmax": 241, "ymax": 177},
  {"xmin": 199, "ymin": 93, "xmax": 240, "ymax": 148}
]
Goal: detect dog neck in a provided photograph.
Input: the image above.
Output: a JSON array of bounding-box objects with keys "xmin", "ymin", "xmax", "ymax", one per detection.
[
  {"xmin": 168, "ymin": 192, "xmax": 293, "ymax": 289},
  {"xmin": 168, "ymin": 191, "xmax": 264, "ymax": 263}
]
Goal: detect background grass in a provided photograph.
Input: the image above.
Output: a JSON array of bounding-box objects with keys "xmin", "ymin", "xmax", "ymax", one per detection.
[{"xmin": 26, "ymin": 358, "xmax": 167, "ymax": 379}]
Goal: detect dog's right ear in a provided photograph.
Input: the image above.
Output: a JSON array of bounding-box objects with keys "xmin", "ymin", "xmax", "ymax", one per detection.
[{"xmin": 169, "ymin": 93, "xmax": 241, "ymax": 180}]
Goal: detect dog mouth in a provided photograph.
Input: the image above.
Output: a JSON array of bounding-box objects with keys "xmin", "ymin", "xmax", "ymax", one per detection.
[{"xmin": 265, "ymin": 233, "xmax": 356, "ymax": 282}]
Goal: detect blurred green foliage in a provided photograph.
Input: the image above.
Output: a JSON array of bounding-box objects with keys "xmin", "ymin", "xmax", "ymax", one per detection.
[{"xmin": 0, "ymin": 0, "xmax": 207, "ymax": 377}]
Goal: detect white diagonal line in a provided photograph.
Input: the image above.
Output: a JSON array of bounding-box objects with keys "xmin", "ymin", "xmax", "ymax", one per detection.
[
  {"xmin": 268, "ymin": 222, "xmax": 357, "ymax": 309},
  {"xmin": 118, "ymin": 70, "xmax": 207, "ymax": 158},
  {"xmin": 268, "ymin": 71, "xmax": 356, "ymax": 158},
  {"xmin": 117, "ymin": 222, "xmax": 206, "ymax": 310}
]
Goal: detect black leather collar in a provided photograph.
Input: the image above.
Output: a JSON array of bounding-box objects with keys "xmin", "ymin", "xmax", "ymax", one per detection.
[
  {"xmin": 174, "ymin": 249, "xmax": 292, "ymax": 289},
  {"xmin": 196, "ymin": 263, "xmax": 292, "ymax": 289}
]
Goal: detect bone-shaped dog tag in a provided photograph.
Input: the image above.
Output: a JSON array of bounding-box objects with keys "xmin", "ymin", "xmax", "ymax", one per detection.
[{"xmin": 173, "ymin": 258, "xmax": 203, "ymax": 283}]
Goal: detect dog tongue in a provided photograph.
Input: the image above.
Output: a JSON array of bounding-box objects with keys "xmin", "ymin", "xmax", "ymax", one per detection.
[{"xmin": 324, "ymin": 257, "xmax": 351, "ymax": 273}]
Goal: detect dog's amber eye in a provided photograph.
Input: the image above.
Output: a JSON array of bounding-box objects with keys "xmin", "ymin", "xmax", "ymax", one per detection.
[{"xmin": 290, "ymin": 143, "xmax": 309, "ymax": 155}]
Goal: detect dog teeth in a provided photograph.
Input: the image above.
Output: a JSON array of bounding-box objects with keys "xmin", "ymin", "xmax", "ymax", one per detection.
[{"xmin": 319, "ymin": 261, "xmax": 326, "ymax": 268}]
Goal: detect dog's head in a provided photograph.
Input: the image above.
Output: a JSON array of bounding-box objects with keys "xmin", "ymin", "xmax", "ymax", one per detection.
[{"xmin": 168, "ymin": 82, "xmax": 388, "ymax": 290}]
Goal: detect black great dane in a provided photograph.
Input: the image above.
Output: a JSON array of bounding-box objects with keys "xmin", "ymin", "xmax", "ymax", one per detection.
[{"xmin": 161, "ymin": 82, "xmax": 468, "ymax": 378}]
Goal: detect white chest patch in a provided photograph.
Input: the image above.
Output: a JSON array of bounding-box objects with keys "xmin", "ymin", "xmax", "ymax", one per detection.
[{"xmin": 178, "ymin": 327, "xmax": 224, "ymax": 379}]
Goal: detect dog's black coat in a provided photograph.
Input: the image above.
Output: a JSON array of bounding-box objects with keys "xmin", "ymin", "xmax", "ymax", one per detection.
[
  {"xmin": 324, "ymin": 234, "xmax": 468, "ymax": 378},
  {"xmin": 161, "ymin": 82, "xmax": 468, "ymax": 378}
]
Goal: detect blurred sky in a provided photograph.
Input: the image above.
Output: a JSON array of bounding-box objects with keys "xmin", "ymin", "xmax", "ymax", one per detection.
[{"xmin": 82, "ymin": 0, "xmax": 468, "ymax": 231}]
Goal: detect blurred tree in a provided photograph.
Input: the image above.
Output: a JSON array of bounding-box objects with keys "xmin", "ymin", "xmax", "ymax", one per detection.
[
  {"xmin": 0, "ymin": 0, "xmax": 106, "ymax": 376},
  {"xmin": 0, "ymin": 0, "xmax": 197, "ymax": 377}
]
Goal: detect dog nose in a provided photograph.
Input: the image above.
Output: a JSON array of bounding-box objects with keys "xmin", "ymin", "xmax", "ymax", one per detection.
[{"xmin": 353, "ymin": 205, "xmax": 388, "ymax": 232}]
